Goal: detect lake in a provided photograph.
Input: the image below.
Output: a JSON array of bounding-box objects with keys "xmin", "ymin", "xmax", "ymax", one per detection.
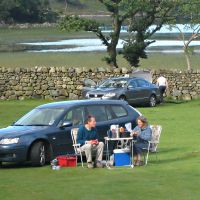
[{"xmin": 20, "ymin": 24, "xmax": 200, "ymax": 54}]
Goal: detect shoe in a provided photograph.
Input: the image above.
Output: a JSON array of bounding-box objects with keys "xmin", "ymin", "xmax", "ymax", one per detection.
[
  {"xmin": 96, "ymin": 161, "xmax": 103, "ymax": 168},
  {"xmin": 135, "ymin": 161, "xmax": 144, "ymax": 166},
  {"xmin": 87, "ymin": 162, "xmax": 94, "ymax": 169}
]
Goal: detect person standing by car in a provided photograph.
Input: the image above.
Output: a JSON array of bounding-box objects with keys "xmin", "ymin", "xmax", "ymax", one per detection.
[
  {"xmin": 77, "ymin": 115, "xmax": 104, "ymax": 168},
  {"xmin": 156, "ymin": 75, "xmax": 168, "ymax": 102},
  {"xmin": 131, "ymin": 116, "xmax": 152, "ymax": 166}
]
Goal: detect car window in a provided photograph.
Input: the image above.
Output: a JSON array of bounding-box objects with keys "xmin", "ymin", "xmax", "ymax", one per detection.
[
  {"xmin": 129, "ymin": 80, "xmax": 137, "ymax": 88},
  {"xmin": 106, "ymin": 106, "xmax": 113, "ymax": 120},
  {"xmin": 64, "ymin": 107, "xmax": 85, "ymax": 126},
  {"xmin": 86, "ymin": 105, "xmax": 108, "ymax": 122},
  {"xmin": 15, "ymin": 108, "xmax": 65, "ymax": 126},
  {"xmin": 137, "ymin": 79, "xmax": 150, "ymax": 87},
  {"xmin": 111, "ymin": 105, "xmax": 128, "ymax": 118}
]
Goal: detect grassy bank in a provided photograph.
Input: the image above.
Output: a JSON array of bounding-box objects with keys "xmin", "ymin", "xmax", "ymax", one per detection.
[
  {"xmin": 0, "ymin": 100, "xmax": 200, "ymax": 200},
  {"xmin": 0, "ymin": 51, "xmax": 200, "ymax": 70}
]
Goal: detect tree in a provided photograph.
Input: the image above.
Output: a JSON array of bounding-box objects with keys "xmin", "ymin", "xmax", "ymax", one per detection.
[
  {"xmin": 122, "ymin": 0, "xmax": 176, "ymax": 67},
  {"xmin": 59, "ymin": 0, "xmax": 178, "ymax": 68},
  {"xmin": 0, "ymin": 0, "xmax": 57, "ymax": 23},
  {"xmin": 0, "ymin": 0, "xmax": 16, "ymax": 23},
  {"xmin": 169, "ymin": 1, "xmax": 200, "ymax": 70}
]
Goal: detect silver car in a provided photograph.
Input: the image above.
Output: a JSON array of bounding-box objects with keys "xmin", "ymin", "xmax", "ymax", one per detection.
[{"xmin": 83, "ymin": 77, "xmax": 160, "ymax": 107}]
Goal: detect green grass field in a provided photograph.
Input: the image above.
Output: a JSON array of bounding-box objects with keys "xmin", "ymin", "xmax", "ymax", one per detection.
[
  {"xmin": 0, "ymin": 100, "xmax": 200, "ymax": 200},
  {"xmin": 0, "ymin": 51, "xmax": 200, "ymax": 70}
]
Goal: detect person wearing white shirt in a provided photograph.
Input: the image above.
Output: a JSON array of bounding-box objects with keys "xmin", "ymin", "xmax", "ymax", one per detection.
[{"xmin": 156, "ymin": 75, "xmax": 168, "ymax": 102}]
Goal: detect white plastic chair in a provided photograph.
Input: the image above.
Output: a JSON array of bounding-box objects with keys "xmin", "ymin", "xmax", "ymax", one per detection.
[
  {"xmin": 71, "ymin": 128, "xmax": 84, "ymax": 167},
  {"xmin": 143, "ymin": 125, "xmax": 162, "ymax": 165}
]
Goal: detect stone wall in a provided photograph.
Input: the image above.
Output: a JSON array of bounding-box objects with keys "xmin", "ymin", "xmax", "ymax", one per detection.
[{"xmin": 0, "ymin": 67, "xmax": 200, "ymax": 100}]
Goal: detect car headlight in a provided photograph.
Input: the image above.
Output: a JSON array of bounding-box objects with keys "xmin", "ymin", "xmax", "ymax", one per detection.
[
  {"xmin": 104, "ymin": 93, "xmax": 116, "ymax": 97},
  {"xmin": 0, "ymin": 138, "xmax": 19, "ymax": 144}
]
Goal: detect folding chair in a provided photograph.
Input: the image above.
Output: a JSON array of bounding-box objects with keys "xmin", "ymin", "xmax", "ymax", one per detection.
[
  {"xmin": 71, "ymin": 128, "xmax": 84, "ymax": 167},
  {"xmin": 143, "ymin": 125, "xmax": 162, "ymax": 165}
]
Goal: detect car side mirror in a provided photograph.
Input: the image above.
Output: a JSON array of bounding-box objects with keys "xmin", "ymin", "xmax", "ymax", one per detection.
[{"xmin": 60, "ymin": 121, "xmax": 73, "ymax": 128}]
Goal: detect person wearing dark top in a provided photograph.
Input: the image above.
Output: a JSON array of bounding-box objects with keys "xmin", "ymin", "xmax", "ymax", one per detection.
[
  {"xmin": 77, "ymin": 115, "xmax": 104, "ymax": 168},
  {"xmin": 131, "ymin": 116, "xmax": 152, "ymax": 166}
]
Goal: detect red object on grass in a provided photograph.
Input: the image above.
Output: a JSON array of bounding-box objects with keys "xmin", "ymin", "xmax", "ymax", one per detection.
[{"xmin": 57, "ymin": 155, "xmax": 77, "ymax": 167}]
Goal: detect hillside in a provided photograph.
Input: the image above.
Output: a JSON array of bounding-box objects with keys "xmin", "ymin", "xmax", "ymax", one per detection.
[{"xmin": 49, "ymin": 0, "xmax": 109, "ymax": 15}]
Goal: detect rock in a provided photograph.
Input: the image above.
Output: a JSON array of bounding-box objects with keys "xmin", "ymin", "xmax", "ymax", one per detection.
[
  {"xmin": 75, "ymin": 67, "xmax": 83, "ymax": 74},
  {"xmin": 121, "ymin": 67, "xmax": 129, "ymax": 74},
  {"xmin": 49, "ymin": 90, "xmax": 59, "ymax": 97},
  {"xmin": 182, "ymin": 94, "xmax": 192, "ymax": 101},
  {"xmin": 172, "ymin": 89, "xmax": 181, "ymax": 97},
  {"xmin": 49, "ymin": 67, "xmax": 56, "ymax": 73},
  {"xmin": 97, "ymin": 67, "xmax": 106, "ymax": 72},
  {"xmin": 69, "ymin": 93, "xmax": 78, "ymax": 100}
]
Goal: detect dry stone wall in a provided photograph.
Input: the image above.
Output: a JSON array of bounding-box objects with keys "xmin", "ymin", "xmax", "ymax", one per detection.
[{"xmin": 0, "ymin": 67, "xmax": 200, "ymax": 100}]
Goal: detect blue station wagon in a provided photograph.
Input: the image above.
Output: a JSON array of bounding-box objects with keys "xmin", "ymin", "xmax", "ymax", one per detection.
[{"xmin": 0, "ymin": 100, "xmax": 141, "ymax": 166}]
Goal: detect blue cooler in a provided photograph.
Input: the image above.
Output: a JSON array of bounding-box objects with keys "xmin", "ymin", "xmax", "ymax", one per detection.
[{"xmin": 114, "ymin": 149, "xmax": 130, "ymax": 166}]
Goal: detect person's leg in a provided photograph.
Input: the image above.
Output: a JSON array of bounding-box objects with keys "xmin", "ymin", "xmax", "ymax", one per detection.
[
  {"xmin": 159, "ymin": 86, "xmax": 166, "ymax": 102},
  {"xmin": 133, "ymin": 144, "xmax": 139, "ymax": 165},
  {"xmin": 80, "ymin": 144, "xmax": 93, "ymax": 163},
  {"xmin": 134, "ymin": 143, "xmax": 144, "ymax": 165},
  {"xmin": 95, "ymin": 142, "xmax": 104, "ymax": 162}
]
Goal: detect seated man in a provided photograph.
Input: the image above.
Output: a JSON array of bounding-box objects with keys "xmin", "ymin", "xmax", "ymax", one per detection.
[{"xmin": 77, "ymin": 115, "xmax": 104, "ymax": 168}]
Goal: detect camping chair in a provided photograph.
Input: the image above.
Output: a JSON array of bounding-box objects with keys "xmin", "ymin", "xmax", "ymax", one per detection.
[
  {"xmin": 143, "ymin": 125, "xmax": 162, "ymax": 165},
  {"xmin": 71, "ymin": 128, "xmax": 84, "ymax": 167}
]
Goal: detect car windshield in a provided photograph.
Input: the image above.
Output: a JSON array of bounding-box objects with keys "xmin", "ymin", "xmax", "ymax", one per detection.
[
  {"xmin": 99, "ymin": 79, "xmax": 128, "ymax": 88},
  {"xmin": 14, "ymin": 108, "xmax": 65, "ymax": 126}
]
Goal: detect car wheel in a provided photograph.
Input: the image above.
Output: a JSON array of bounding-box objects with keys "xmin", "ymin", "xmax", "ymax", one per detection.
[
  {"xmin": 30, "ymin": 142, "xmax": 47, "ymax": 167},
  {"xmin": 119, "ymin": 95, "xmax": 126, "ymax": 101},
  {"xmin": 149, "ymin": 95, "xmax": 156, "ymax": 107}
]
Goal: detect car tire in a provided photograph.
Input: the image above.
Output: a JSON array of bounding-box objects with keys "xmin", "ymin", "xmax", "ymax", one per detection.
[
  {"xmin": 149, "ymin": 95, "xmax": 157, "ymax": 107},
  {"xmin": 30, "ymin": 141, "xmax": 47, "ymax": 167},
  {"xmin": 119, "ymin": 95, "xmax": 126, "ymax": 101}
]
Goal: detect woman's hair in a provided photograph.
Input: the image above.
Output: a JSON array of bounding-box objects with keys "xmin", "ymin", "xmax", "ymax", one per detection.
[
  {"xmin": 84, "ymin": 115, "xmax": 95, "ymax": 124},
  {"xmin": 137, "ymin": 116, "xmax": 148, "ymax": 126}
]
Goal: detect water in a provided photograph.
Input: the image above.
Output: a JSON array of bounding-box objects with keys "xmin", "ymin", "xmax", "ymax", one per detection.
[{"xmin": 19, "ymin": 24, "xmax": 200, "ymax": 54}]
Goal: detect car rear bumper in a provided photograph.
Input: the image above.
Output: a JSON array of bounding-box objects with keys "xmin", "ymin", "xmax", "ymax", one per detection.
[{"xmin": 0, "ymin": 145, "xmax": 27, "ymax": 162}]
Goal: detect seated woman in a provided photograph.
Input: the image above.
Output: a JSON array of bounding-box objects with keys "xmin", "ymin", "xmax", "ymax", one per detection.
[{"xmin": 131, "ymin": 116, "xmax": 152, "ymax": 166}]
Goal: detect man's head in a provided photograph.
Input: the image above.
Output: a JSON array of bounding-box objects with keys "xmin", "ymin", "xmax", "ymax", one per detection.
[{"xmin": 85, "ymin": 115, "xmax": 96, "ymax": 128}]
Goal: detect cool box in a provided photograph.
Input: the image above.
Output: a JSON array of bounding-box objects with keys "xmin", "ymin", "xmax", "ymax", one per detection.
[
  {"xmin": 57, "ymin": 155, "xmax": 77, "ymax": 167},
  {"xmin": 114, "ymin": 149, "xmax": 131, "ymax": 166}
]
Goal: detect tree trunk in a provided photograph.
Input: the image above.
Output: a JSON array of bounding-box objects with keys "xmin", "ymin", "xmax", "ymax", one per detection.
[
  {"xmin": 64, "ymin": 0, "xmax": 68, "ymax": 16},
  {"xmin": 106, "ymin": 16, "xmax": 122, "ymax": 68},
  {"xmin": 185, "ymin": 53, "xmax": 191, "ymax": 71},
  {"xmin": 183, "ymin": 44, "xmax": 192, "ymax": 70}
]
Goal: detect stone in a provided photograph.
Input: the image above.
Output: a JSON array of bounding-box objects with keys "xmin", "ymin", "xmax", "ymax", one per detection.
[
  {"xmin": 49, "ymin": 67, "xmax": 56, "ymax": 73},
  {"xmin": 182, "ymin": 94, "xmax": 192, "ymax": 101},
  {"xmin": 75, "ymin": 67, "xmax": 83, "ymax": 74},
  {"xmin": 172, "ymin": 89, "xmax": 181, "ymax": 97},
  {"xmin": 97, "ymin": 67, "xmax": 106, "ymax": 72},
  {"xmin": 49, "ymin": 90, "xmax": 59, "ymax": 97},
  {"xmin": 59, "ymin": 89, "xmax": 68, "ymax": 96},
  {"xmin": 121, "ymin": 67, "xmax": 129, "ymax": 74},
  {"xmin": 113, "ymin": 68, "xmax": 121, "ymax": 73},
  {"xmin": 61, "ymin": 67, "xmax": 67, "ymax": 73},
  {"xmin": 69, "ymin": 93, "xmax": 78, "ymax": 100}
]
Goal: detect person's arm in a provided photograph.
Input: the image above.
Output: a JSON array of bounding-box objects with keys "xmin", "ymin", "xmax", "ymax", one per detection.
[
  {"xmin": 130, "ymin": 126, "xmax": 140, "ymax": 137},
  {"xmin": 77, "ymin": 126, "xmax": 86, "ymax": 145},
  {"xmin": 139, "ymin": 127, "xmax": 152, "ymax": 141}
]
